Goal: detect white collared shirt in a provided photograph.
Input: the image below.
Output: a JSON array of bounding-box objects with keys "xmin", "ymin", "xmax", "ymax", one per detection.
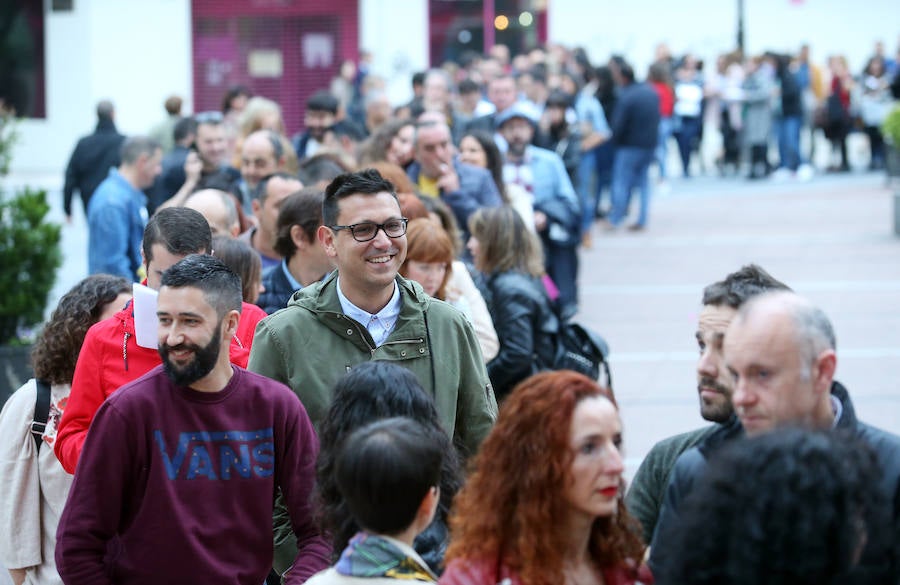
[{"xmin": 336, "ymin": 277, "xmax": 401, "ymax": 347}]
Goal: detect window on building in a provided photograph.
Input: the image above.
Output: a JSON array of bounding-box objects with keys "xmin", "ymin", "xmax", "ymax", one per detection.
[{"xmin": 0, "ymin": 0, "xmax": 47, "ymax": 118}]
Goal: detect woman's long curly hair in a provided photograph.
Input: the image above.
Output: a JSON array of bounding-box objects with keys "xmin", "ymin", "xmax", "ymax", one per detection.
[
  {"xmin": 445, "ymin": 371, "xmax": 644, "ymax": 583},
  {"xmin": 664, "ymin": 428, "xmax": 883, "ymax": 585},
  {"xmin": 315, "ymin": 361, "xmax": 462, "ymax": 558},
  {"xmin": 31, "ymin": 274, "xmax": 131, "ymax": 384}
]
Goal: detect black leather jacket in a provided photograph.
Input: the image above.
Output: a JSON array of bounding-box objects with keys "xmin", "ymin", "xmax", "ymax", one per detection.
[{"xmin": 483, "ymin": 271, "xmax": 558, "ymax": 401}]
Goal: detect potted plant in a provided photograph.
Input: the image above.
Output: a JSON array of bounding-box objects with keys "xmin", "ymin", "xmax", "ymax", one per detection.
[{"xmin": 0, "ymin": 108, "xmax": 62, "ymax": 402}]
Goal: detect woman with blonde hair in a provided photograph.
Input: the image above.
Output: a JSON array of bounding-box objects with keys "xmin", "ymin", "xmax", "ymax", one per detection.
[
  {"xmin": 231, "ymin": 96, "xmax": 299, "ymax": 174},
  {"xmin": 466, "ymin": 206, "xmax": 556, "ymax": 399},
  {"xmin": 440, "ymin": 371, "xmax": 649, "ymax": 585}
]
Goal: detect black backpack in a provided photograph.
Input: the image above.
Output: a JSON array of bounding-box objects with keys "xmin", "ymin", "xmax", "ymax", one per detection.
[{"xmin": 552, "ymin": 320, "xmax": 613, "ymax": 390}]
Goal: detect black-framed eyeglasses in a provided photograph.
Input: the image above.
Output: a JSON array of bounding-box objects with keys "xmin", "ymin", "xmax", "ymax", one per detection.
[{"xmin": 329, "ymin": 218, "xmax": 409, "ymax": 242}]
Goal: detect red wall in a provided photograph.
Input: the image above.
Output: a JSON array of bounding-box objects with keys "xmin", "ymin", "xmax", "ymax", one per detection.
[{"xmin": 191, "ymin": 0, "xmax": 359, "ymax": 135}]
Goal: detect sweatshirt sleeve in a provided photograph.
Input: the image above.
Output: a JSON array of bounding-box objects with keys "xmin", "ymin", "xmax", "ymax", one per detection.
[
  {"xmin": 278, "ymin": 396, "xmax": 331, "ymax": 584},
  {"xmin": 56, "ymin": 400, "xmax": 134, "ymax": 585},
  {"xmin": 0, "ymin": 380, "xmax": 42, "ymax": 570},
  {"xmin": 55, "ymin": 327, "xmax": 107, "ymax": 474}
]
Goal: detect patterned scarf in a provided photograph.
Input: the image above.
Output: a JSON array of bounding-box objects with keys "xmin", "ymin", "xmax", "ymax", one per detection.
[{"xmin": 335, "ymin": 532, "xmax": 436, "ymax": 582}]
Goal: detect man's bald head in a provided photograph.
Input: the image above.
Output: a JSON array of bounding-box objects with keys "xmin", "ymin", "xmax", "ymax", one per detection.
[
  {"xmin": 725, "ymin": 291, "xmax": 837, "ymax": 436},
  {"xmin": 241, "ymin": 130, "xmax": 284, "ymax": 191},
  {"xmin": 184, "ymin": 189, "xmax": 240, "ymax": 237}
]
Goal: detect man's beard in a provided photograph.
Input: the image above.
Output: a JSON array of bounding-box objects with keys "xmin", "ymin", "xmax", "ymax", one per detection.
[
  {"xmin": 507, "ymin": 141, "xmax": 527, "ymax": 159},
  {"xmin": 697, "ymin": 376, "xmax": 734, "ymax": 423},
  {"xmin": 159, "ymin": 326, "xmax": 222, "ymax": 387}
]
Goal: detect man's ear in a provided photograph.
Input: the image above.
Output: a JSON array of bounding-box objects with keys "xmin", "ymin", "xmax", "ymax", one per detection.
[
  {"xmin": 317, "ymin": 225, "xmax": 337, "ymax": 258},
  {"xmin": 251, "ymin": 198, "xmax": 261, "ymax": 217},
  {"xmin": 813, "ymin": 349, "xmax": 837, "ymax": 395},
  {"xmin": 222, "ymin": 309, "xmax": 240, "ymax": 341},
  {"xmin": 291, "ymin": 224, "xmax": 308, "ymax": 250},
  {"xmin": 414, "ymin": 486, "xmax": 440, "ymax": 535}
]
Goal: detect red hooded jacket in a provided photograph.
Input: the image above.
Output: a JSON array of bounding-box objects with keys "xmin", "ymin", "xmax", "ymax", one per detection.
[{"xmin": 54, "ymin": 301, "xmax": 264, "ymax": 474}]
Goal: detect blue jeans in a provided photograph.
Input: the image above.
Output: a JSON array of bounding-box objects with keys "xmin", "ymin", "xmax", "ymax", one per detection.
[
  {"xmin": 674, "ymin": 116, "xmax": 702, "ymax": 177},
  {"xmin": 777, "ymin": 115, "xmax": 802, "ymax": 171},
  {"xmin": 577, "ymin": 147, "xmax": 598, "ymax": 234},
  {"xmin": 608, "ymin": 146, "xmax": 655, "ymax": 227},
  {"xmin": 655, "ymin": 117, "xmax": 674, "ymax": 179}
]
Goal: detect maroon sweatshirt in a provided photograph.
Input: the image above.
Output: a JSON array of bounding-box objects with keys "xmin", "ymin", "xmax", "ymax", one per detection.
[{"xmin": 56, "ymin": 365, "xmax": 330, "ymax": 585}]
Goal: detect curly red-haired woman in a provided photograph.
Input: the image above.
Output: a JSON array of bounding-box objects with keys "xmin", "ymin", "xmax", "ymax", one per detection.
[{"xmin": 440, "ymin": 371, "xmax": 652, "ymax": 585}]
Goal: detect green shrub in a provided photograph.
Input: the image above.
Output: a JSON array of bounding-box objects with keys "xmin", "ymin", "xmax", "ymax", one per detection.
[{"xmin": 0, "ymin": 188, "xmax": 62, "ymax": 344}]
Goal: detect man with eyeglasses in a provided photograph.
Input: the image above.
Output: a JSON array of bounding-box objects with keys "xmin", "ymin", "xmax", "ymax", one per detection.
[
  {"xmin": 250, "ymin": 169, "xmax": 496, "ymax": 578},
  {"xmin": 249, "ymin": 168, "xmax": 496, "ymax": 455}
]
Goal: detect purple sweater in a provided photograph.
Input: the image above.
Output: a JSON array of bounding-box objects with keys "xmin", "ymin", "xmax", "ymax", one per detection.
[{"xmin": 56, "ymin": 365, "xmax": 330, "ymax": 585}]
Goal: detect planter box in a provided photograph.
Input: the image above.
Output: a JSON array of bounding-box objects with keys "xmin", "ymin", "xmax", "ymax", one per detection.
[{"xmin": 0, "ymin": 344, "xmax": 33, "ymax": 406}]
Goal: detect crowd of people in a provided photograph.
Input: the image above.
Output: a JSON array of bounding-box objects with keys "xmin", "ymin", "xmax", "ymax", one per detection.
[{"xmin": 1, "ymin": 37, "xmax": 899, "ymax": 585}]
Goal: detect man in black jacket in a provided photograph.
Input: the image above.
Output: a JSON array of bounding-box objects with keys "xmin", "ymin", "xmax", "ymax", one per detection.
[
  {"xmin": 62, "ymin": 100, "xmax": 125, "ymax": 222},
  {"xmin": 651, "ymin": 291, "xmax": 900, "ymax": 584},
  {"xmin": 605, "ymin": 61, "xmax": 659, "ymax": 231}
]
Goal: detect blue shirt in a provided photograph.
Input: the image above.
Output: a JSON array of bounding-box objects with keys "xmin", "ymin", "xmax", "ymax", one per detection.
[
  {"xmin": 87, "ymin": 169, "xmax": 148, "ymax": 281},
  {"xmin": 336, "ymin": 277, "xmax": 402, "ymax": 347}
]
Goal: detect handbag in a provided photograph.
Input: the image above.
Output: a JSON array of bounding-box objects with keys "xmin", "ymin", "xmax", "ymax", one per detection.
[{"xmin": 552, "ymin": 320, "xmax": 613, "ymax": 390}]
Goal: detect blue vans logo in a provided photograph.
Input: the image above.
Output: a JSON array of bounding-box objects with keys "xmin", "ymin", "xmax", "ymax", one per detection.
[{"xmin": 154, "ymin": 429, "xmax": 275, "ymax": 480}]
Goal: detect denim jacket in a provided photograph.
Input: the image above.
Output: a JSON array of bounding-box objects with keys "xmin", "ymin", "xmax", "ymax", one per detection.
[{"xmin": 87, "ymin": 169, "xmax": 148, "ymax": 281}]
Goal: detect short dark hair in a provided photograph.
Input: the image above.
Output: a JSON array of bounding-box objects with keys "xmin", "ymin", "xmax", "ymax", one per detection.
[
  {"xmin": 160, "ymin": 254, "xmax": 243, "ymax": 318},
  {"xmin": 458, "ymin": 78, "xmax": 480, "ymax": 95},
  {"xmin": 253, "ymin": 171, "xmax": 300, "ymax": 205},
  {"xmin": 96, "ymin": 100, "xmax": 114, "ymax": 121},
  {"xmin": 322, "ymin": 168, "xmax": 398, "ymax": 227},
  {"xmin": 274, "ymin": 187, "xmax": 325, "ymax": 258},
  {"xmin": 701, "ymin": 264, "xmax": 791, "ymax": 308},
  {"xmin": 143, "ymin": 207, "xmax": 212, "ymax": 265},
  {"xmin": 316, "ymin": 361, "xmax": 461, "ymax": 555},
  {"xmin": 327, "ymin": 119, "xmax": 367, "ymax": 143},
  {"xmin": 306, "ymin": 90, "xmax": 339, "ymax": 115},
  {"xmin": 335, "ymin": 417, "xmax": 444, "ymax": 536},
  {"xmin": 173, "ymin": 116, "xmax": 198, "ymax": 143},
  {"xmin": 411, "ymin": 71, "xmax": 426, "ymax": 87},
  {"xmin": 545, "ymin": 89, "xmax": 573, "ymax": 110},
  {"xmin": 297, "ymin": 153, "xmax": 352, "ymax": 187},
  {"xmin": 164, "ymin": 95, "xmax": 183, "ymax": 115},
  {"xmin": 120, "ymin": 136, "xmax": 161, "ymax": 165},
  {"xmin": 664, "ymin": 428, "xmax": 883, "ymax": 585}
]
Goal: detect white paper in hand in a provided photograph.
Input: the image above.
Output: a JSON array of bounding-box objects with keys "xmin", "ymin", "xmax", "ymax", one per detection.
[{"xmin": 132, "ymin": 283, "xmax": 159, "ymax": 349}]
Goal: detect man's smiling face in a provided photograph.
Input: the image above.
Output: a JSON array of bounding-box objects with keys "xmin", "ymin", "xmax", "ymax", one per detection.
[{"xmin": 320, "ymin": 191, "xmax": 407, "ymax": 298}]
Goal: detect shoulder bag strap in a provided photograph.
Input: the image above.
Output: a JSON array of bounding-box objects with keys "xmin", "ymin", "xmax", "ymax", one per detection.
[{"xmin": 32, "ymin": 378, "xmax": 52, "ymax": 452}]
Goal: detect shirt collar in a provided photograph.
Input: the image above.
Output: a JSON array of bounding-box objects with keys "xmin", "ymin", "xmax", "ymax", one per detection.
[
  {"xmin": 335, "ymin": 276, "xmax": 402, "ymax": 341},
  {"xmin": 281, "ymin": 259, "xmax": 303, "ymax": 291}
]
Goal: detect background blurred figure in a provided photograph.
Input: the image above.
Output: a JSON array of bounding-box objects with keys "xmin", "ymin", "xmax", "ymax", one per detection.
[
  {"xmin": 221, "ymin": 84, "xmax": 252, "ymax": 161},
  {"xmin": 458, "ymin": 130, "xmax": 533, "ymax": 230},
  {"xmin": 440, "ymin": 371, "xmax": 649, "ymax": 585},
  {"xmin": 0, "ymin": 274, "xmax": 131, "ymax": 585},
  {"xmin": 662, "ymin": 429, "xmax": 883, "ymax": 585},
  {"xmin": 859, "ymin": 56, "xmax": 892, "ymax": 170},
  {"xmin": 62, "ymin": 100, "xmax": 126, "ymax": 222},
  {"xmin": 148, "ymin": 95, "xmax": 183, "ymax": 154},
  {"xmin": 824, "ymin": 55, "xmax": 854, "ymax": 173},
  {"xmin": 358, "ymin": 119, "xmax": 416, "ymax": 169},
  {"xmin": 672, "ymin": 54, "xmax": 705, "ymax": 178}
]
